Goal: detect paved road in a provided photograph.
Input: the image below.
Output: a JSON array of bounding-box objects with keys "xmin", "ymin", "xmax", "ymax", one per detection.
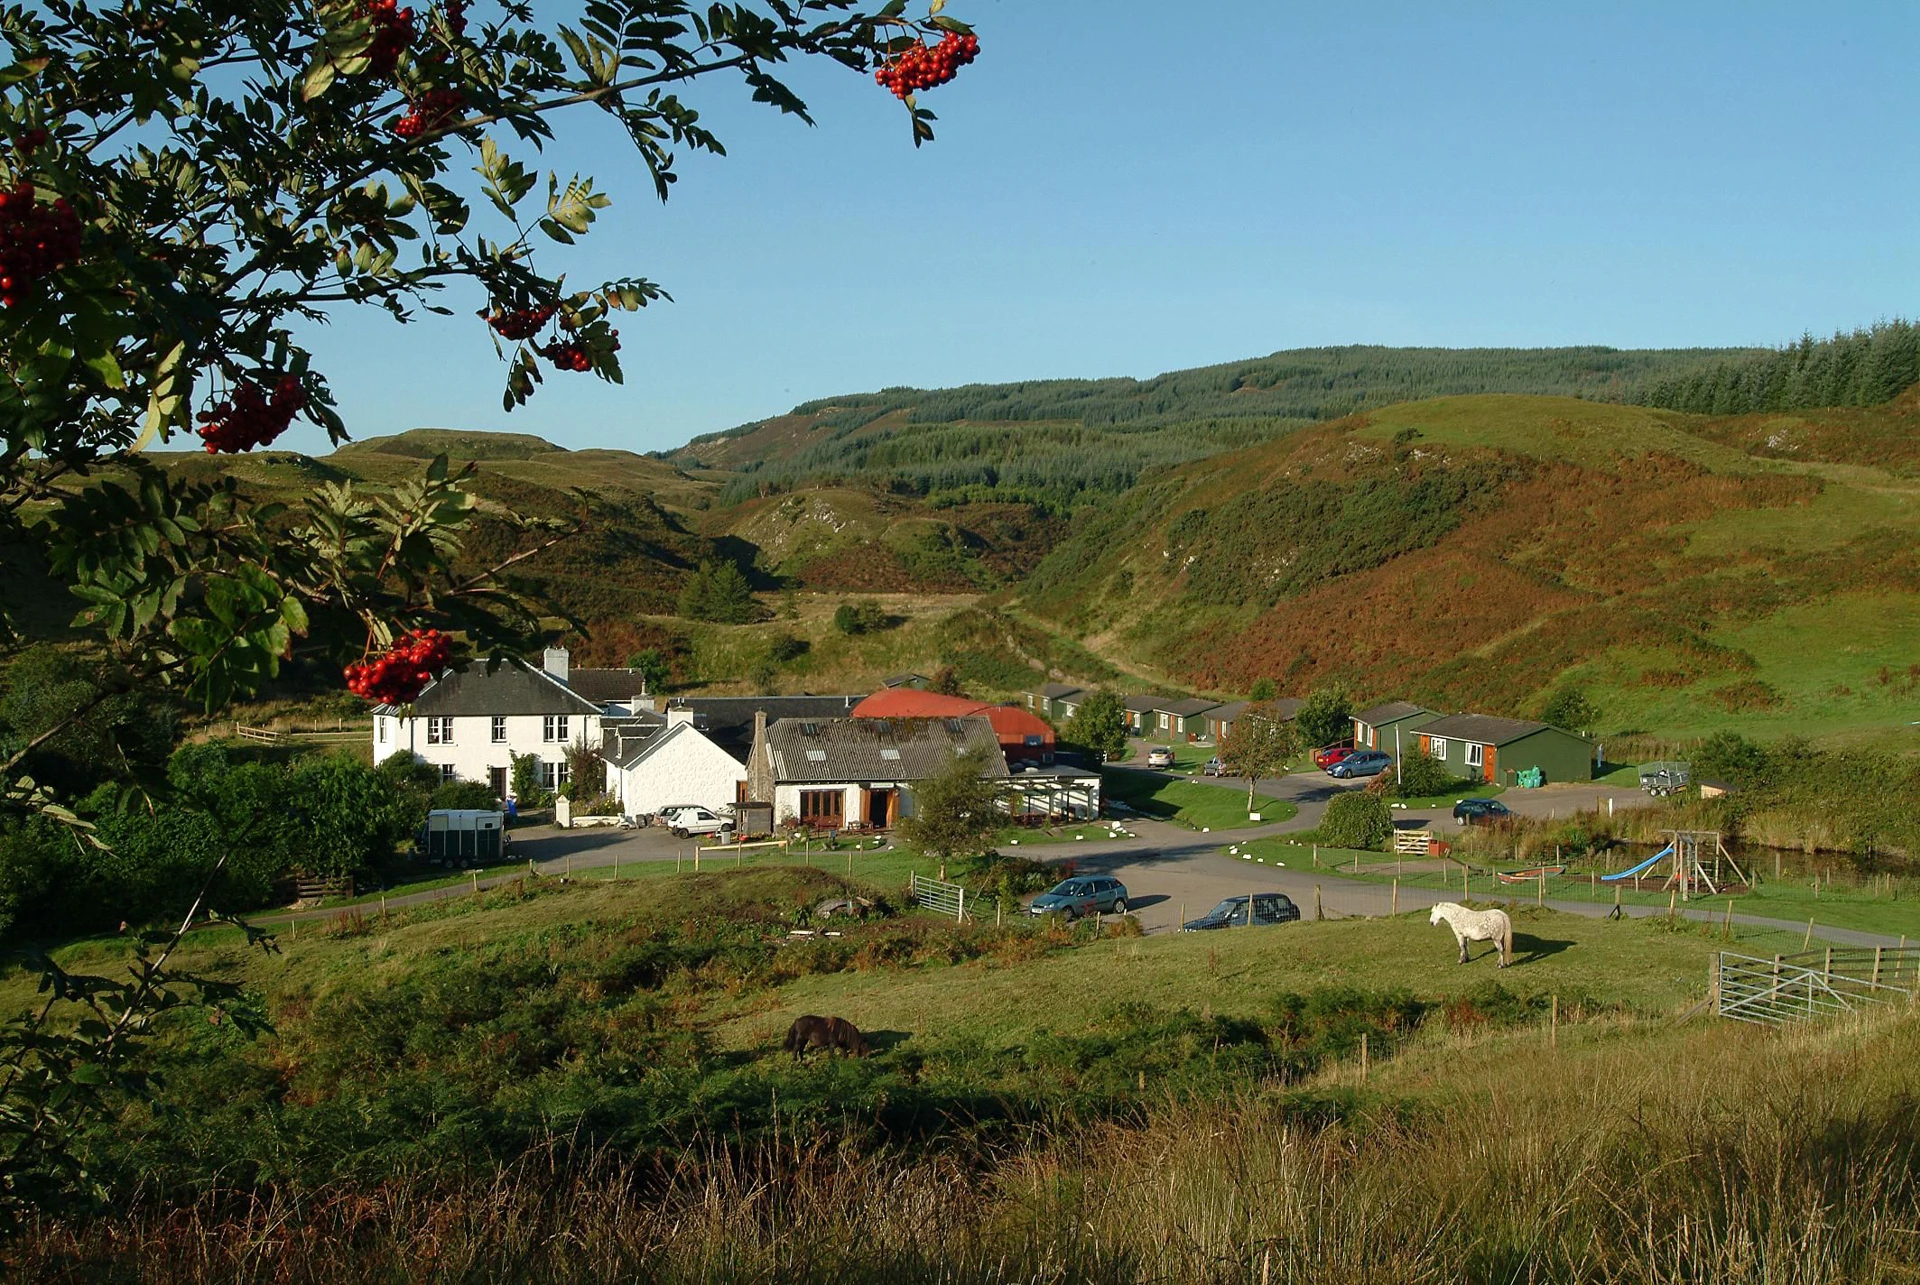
[{"xmin": 249, "ymin": 770, "xmax": 1904, "ymax": 949}]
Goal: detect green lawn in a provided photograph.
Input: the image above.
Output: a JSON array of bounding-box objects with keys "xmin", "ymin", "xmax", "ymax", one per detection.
[
  {"xmin": 1101, "ymin": 768, "xmax": 1297, "ymax": 829},
  {"xmin": 709, "ymin": 902, "xmax": 1802, "ymax": 1053}
]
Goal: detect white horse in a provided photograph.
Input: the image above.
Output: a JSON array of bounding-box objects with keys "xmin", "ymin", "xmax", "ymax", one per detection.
[{"xmin": 1429, "ymin": 902, "xmax": 1513, "ymax": 968}]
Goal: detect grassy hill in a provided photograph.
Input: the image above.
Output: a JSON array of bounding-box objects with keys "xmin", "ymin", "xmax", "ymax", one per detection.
[
  {"xmin": 1013, "ymin": 389, "xmax": 1920, "ymax": 743},
  {"xmin": 672, "ymin": 343, "xmax": 1762, "ymax": 509}
]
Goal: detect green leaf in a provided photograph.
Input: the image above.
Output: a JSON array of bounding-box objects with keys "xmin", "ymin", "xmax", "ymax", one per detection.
[{"xmin": 302, "ymin": 59, "xmax": 337, "ymax": 101}]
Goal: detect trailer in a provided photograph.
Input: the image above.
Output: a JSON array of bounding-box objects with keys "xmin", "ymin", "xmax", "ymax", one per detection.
[
  {"xmin": 420, "ymin": 808, "xmax": 505, "ymax": 865},
  {"xmin": 1638, "ymin": 761, "xmax": 1692, "ymax": 797}
]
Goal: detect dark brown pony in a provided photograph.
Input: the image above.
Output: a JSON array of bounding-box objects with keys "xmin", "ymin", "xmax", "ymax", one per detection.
[{"xmin": 784, "ymin": 1014, "xmax": 870, "ymax": 1060}]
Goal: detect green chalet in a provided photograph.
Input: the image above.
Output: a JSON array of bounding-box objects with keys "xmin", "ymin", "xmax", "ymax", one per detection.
[
  {"xmin": 1411, "ymin": 714, "xmax": 1596, "ymax": 785},
  {"xmin": 1350, "ymin": 701, "xmax": 1440, "ymax": 762}
]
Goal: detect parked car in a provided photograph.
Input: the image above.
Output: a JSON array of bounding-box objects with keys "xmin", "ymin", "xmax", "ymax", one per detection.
[
  {"xmin": 1453, "ymin": 797, "xmax": 1512, "ymax": 825},
  {"xmin": 1028, "ymin": 876, "xmax": 1129, "ymax": 919},
  {"xmin": 1328, "ymin": 750, "xmax": 1393, "ymax": 779},
  {"xmin": 1313, "ymin": 743, "xmax": 1357, "ymax": 769},
  {"xmin": 1145, "ymin": 746, "xmax": 1176, "ymax": 769},
  {"xmin": 663, "ymin": 805, "xmax": 734, "ymax": 837},
  {"xmin": 1202, "ymin": 756, "xmax": 1228, "ymax": 776},
  {"xmin": 1182, "ymin": 893, "xmax": 1300, "ymax": 931}
]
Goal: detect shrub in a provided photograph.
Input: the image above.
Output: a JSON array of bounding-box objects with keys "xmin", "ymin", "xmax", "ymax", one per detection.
[
  {"xmin": 831, "ymin": 599, "xmax": 893, "ymax": 635},
  {"xmin": 1376, "ymin": 751, "xmax": 1470, "ymax": 800},
  {"xmin": 1294, "ymin": 684, "xmax": 1353, "ymax": 750},
  {"xmin": 431, "ymin": 780, "xmax": 500, "ymax": 811},
  {"xmin": 1320, "ymin": 792, "xmax": 1393, "ymax": 850}
]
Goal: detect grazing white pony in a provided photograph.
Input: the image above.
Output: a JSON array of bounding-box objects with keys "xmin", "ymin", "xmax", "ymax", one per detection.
[{"xmin": 1429, "ymin": 902, "xmax": 1513, "ymax": 968}]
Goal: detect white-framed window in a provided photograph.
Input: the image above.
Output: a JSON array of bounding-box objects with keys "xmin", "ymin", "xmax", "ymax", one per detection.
[
  {"xmin": 543, "ymin": 714, "xmax": 570, "ymax": 742},
  {"xmin": 1464, "ymin": 743, "xmax": 1484, "ymax": 768},
  {"xmin": 491, "ymin": 716, "xmax": 507, "ymax": 744},
  {"xmin": 376, "ymin": 717, "xmax": 387, "ymax": 744},
  {"xmin": 426, "ymin": 716, "xmax": 454, "ymax": 744},
  {"xmin": 1430, "ymin": 737, "xmax": 1448, "ymax": 758},
  {"xmin": 1159, "ymin": 713, "xmax": 1170, "ymax": 730},
  {"xmin": 541, "ymin": 760, "xmax": 570, "ymax": 790},
  {"xmin": 438, "ymin": 764, "xmax": 457, "ymax": 783}
]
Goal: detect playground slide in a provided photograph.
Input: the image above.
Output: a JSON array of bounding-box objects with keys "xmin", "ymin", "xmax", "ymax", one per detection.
[{"xmin": 1601, "ymin": 845, "xmax": 1674, "ymax": 882}]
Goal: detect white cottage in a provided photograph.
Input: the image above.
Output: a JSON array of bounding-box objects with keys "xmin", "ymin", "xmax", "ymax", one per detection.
[
  {"xmin": 604, "ymin": 710, "xmax": 750, "ymax": 817},
  {"xmin": 372, "ymin": 648, "xmax": 609, "ymax": 799}
]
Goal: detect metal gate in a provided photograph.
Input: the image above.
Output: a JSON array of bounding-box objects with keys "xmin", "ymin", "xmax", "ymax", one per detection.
[
  {"xmin": 911, "ymin": 872, "xmax": 969, "ymax": 922},
  {"xmin": 1715, "ymin": 947, "xmax": 1919, "ymax": 1026}
]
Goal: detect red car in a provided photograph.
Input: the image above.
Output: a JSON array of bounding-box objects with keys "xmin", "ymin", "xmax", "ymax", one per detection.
[{"xmin": 1312, "ymin": 743, "xmax": 1357, "ymax": 769}]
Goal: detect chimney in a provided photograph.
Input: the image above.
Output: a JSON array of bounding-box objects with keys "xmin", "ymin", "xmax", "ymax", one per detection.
[
  {"xmin": 543, "ymin": 647, "xmax": 570, "ymax": 683},
  {"xmin": 668, "ymin": 707, "xmax": 696, "ymax": 728},
  {"xmin": 747, "ymin": 709, "xmax": 773, "ymax": 803}
]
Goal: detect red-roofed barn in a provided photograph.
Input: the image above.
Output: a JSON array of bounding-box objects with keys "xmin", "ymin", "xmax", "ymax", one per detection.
[{"xmin": 850, "ymin": 689, "xmax": 1056, "ymax": 764}]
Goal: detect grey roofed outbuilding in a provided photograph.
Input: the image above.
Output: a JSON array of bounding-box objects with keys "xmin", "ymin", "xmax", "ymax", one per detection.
[
  {"xmin": 1208, "ymin": 700, "xmax": 1250, "ymax": 724},
  {"xmin": 764, "ymin": 716, "xmax": 1008, "ymax": 784},
  {"xmin": 1123, "ymin": 695, "xmax": 1160, "ymax": 714},
  {"xmin": 1413, "ymin": 713, "xmax": 1556, "ymax": 745},
  {"xmin": 405, "ymin": 663, "xmax": 602, "ymax": 717},
  {"xmin": 1038, "ymin": 683, "xmax": 1085, "ymax": 701},
  {"xmin": 1353, "ymin": 700, "xmax": 1432, "ymax": 727},
  {"xmin": 882, "ymin": 672, "xmax": 929, "ymax": 689}
]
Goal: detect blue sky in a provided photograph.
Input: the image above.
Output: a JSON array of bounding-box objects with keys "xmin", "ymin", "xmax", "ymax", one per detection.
[{"xmin": 286, "ymin": 1, "xmax": 1920, "ymax": 456}]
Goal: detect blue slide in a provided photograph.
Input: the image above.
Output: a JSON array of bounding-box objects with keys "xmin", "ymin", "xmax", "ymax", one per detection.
[{"xmin": 1602, "ymin": 845, "xmax": 1673, "ymax": 882}]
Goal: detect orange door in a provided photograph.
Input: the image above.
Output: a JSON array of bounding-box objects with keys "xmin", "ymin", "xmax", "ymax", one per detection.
[{"xmin": 1484, "ymin": 746, "xmax": 1497, "ymax": 783}]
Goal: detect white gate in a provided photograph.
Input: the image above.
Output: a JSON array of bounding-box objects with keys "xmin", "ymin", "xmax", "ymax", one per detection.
[{"xmin": 910, "ymin": 872, "xmax": 969, "ymax": 922}]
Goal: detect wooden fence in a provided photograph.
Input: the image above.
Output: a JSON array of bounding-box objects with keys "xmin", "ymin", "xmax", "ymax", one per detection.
[
  {"xmin": 1715, "ymin": 947, "xmax": 1919, "ymax": 1026},
  {"xmin": 911, "ymin": 872, "xmax": 969, "ymax": 922}
]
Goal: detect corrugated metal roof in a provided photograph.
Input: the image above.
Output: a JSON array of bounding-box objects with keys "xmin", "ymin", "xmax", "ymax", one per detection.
[
  {"xmin": 1354, "ymin": 701, "xmax": 1433, "ymax": 726},
  {"xmin": 1152, "ymin": 697, "xmax": 1223, "ymax": 718},
  {"xmin": 1417, "ymin": 713, "xmax": 1574, "ymax": 745},
  {"xmin": 765, "ymin": 717, "xmax": 1008, "ymax": 784}
]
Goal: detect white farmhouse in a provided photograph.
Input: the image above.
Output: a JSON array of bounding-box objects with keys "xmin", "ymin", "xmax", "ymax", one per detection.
[{"xmin": 373, "ymin": 648, "xmax": 614, "ymax": 799}]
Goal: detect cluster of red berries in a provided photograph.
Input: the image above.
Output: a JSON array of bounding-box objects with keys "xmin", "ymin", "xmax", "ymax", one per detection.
[
  {"xmin": 11, "ymin": 128, "xmax": 47, "ymax": 153},
  {"xmin": 394, "ymin": 86, "xmax": 466, "ymax": 138},
  {"xmin": 540, "ymin": 330, "xmax": 617, "ymax": 372},
  {"xmin": 483, "ymin": 304, "xmax": 553, "ymax": 339},
  {"xmin": 360, "ymin": 0, "xmax": 416, "ymax": 76},
  {"xmin": 444, "ymin": 0, "xmax": 468, "ymax": 36},
  {"xmin": 0, "ymin": 181, "xmax": 81, "ymax": 308},
  {"xmin": 195, "ymin": 374, "xmax": 308, "ymax": 454},
  {"xmin": 874, "ymin": 30, "xmax": 980, "ymax": 98},
  {"xmin": 344, "ymin": 628, "xmax": 451, "ymax": 704}
]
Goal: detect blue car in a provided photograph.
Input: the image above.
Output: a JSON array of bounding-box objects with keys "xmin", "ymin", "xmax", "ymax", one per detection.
[
  {"xmin": 1328, "ymin": 750, "xmax": 1393, "ymax": 779},
  {"xmin": 1028, "ymin": 876, "xmax": 1129, "ymax": 919}
]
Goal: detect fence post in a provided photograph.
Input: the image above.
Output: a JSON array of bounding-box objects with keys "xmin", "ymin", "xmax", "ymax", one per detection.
[
  {"xmin": 957, "ymin": 886, "xmax": 965, "ymax": 924},
  {"xmin": 1550, "ymin": 994, "xmax": 1558, "ymax": 1049},
  {"xmin": 1360, "ymin": 1032, "xmax": 1369, "ymax": 1084},
  {"xmin": 1874, "ymin": 946, "xmax": 1883, "ymax": 987},
  {"xmin": 1392, "ymin": 879, "xmax": 1399, "ymax": 916},
  {"xmin": 1314, "ymin": 885, "xmax": 1323, "ymax": 922}
]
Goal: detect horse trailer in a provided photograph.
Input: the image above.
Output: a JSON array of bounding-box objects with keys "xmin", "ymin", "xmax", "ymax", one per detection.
[{"xmin": 420, "ymin": 809, "xmax": 505, "ymax": 865}]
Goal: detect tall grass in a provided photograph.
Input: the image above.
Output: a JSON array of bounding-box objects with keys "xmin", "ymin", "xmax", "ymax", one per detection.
[{"xmin": 19, "ymin": 1010, "xmax": 1920, "ymax": 1283}]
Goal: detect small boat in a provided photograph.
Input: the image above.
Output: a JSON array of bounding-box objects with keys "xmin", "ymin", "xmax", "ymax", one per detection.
[{"xmin": 1496, "ymin": 864, "xmax": 1566, "ymax": 884}]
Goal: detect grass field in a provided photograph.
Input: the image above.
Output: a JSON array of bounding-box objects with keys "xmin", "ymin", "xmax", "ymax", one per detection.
[
  {"xmin": 1101, "ymin": 767, "xmax": 1297, "ymax": 828},
  {"xmin": 1228, "ymin": 836, "xmax": 1920, "ymax": 939}
]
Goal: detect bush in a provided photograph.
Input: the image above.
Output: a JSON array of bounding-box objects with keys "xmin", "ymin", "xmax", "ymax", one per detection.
[
  {"xmin": 1375, "ymin": 751, "xmax": 1470, "ymax": 800},
  {"xmin": 677, "ymin": 561, "xmax": 760, "ymax": 624},
  {"xmin": 1320, "ymin": 792, "xmax": 1393, "ymax": 850},
  {"xmin": 832, "ymin": 599, "xmax": 893, "ymax": 635},
  {"xmin": 431, "ymin": 780, "xmax": 500, "ymax": 811}
]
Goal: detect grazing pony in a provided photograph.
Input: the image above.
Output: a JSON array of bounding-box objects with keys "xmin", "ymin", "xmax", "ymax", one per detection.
[
  {"xmin": 1429, "ymin": 902, "xmax": 1513, "ymax": 968},
  {"xmin": 783, "ymin": 1014, "xmax": 871, "ymax": 1060}
]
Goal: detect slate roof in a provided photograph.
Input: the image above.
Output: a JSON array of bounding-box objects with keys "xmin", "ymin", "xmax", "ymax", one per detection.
[
  {"xmin": 601, "ymin": 714, "xmax": 668, "ymax": 768},
  {"xmin": 603, "ymin": 719, "xmax": 725, "ymax": 772},
  {"xmin": 1417, "ymin": 713, "xmax": 1577, "ymax": 746},
  {"xmin": 1207, "ymin": 701, "xmax": 1249, "ymax": 725},
  {"xmin": 764, "ymin": 716, "xmax": 1008, "ymax": 784},
  {"xmin": 1037, "ymin": 683, "xmax": 1085, "ymax": 701},
  {"xmin": 882, "ymin": 672, "xmax": 929, "ymax": 689},
  {"xmin": 1269, "ymin": 698, "xmax": 1304, "ymax": 721},
  {"xmin": 1353, "ymin": 701, "xmax": 1434, "ymax": 726},
  {"xmin": 675, "ymin": 695, "xmax": 864, "ymax": 756},
  {"xmin": 568, "ymin": 668, "xmax": 661, "ymax": 707},
  {"xmin": 407, "ymin": 663, "xmax": 602, "ymax": 717},
  {"xmin": 1123, "ymin": 695, "xmax": 1160, "ymax": 714}
]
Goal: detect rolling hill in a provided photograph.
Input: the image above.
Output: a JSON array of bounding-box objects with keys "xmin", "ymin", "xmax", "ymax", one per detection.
[{"xmin": 1010, "ymin": 387, "xmax": 1920, "ymax": 743}]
